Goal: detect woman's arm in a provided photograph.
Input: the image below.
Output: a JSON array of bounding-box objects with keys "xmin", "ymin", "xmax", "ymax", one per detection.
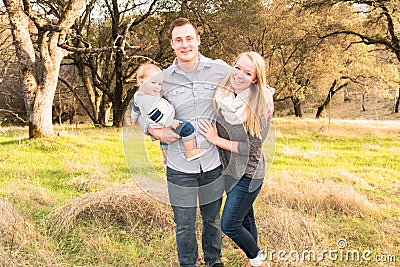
[{"xmin": 199, "ymin": 119, "xmax": 270, "ymax": 156}]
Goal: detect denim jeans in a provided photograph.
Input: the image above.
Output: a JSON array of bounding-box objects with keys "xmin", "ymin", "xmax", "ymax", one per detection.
[
  {"xmin": 167, "ymin": 165, "xmax": 224, "ymax": 267},
  {"xmin": 221, "ymin": 176, "xmax": 262, "ymax": 259}
]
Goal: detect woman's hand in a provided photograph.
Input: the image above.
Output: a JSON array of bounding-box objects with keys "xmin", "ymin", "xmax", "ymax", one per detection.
[
  {"xmin": 198, "ymin": 119, "xmax": 218, "ymax": 144},
  {"xmin": 199, "ymin": 119, "xmax": 239, "ymax": 153}
]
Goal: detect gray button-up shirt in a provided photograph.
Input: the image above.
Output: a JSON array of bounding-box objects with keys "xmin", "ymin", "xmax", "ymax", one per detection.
[{"xmin": 161, "ymin": 54, "xmax": 230, "ymax": 173}]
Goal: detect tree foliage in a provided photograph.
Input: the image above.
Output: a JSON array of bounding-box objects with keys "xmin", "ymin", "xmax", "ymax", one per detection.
[
  {"xmin": 300, "ymin": 0, "xmax": 400, "ymax": 112},
  {"xmin": 62, "ymin": 0, "xmax": 177, "ymax": 126},
  {"xmin": 1, "ymin": 0, "xmax": 399, "ymax": 134}
]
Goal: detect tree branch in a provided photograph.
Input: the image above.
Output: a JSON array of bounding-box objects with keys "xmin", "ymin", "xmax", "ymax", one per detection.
[
  {"xmin": 0, "ymin": 109, "xmax": 27, "ymax": 123},
  {"xmin": 59, "ymin": 43, "xmax": 116, "ymax": 53},
  {"xmin": 322, "ymin": 30, "xmax": 394, "ymax": 50},
  {"xmin": 58, "ymin": 77, "xmax": 97, "ymax": 123}
]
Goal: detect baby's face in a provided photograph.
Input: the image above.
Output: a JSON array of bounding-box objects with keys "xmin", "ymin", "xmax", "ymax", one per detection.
[{"xmin": 140, "ymin": 70, "xmax": 163, "ymax": 96}]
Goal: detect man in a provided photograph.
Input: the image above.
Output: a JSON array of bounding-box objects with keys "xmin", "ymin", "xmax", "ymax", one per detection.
[{"xmin": 147, "ymin": 18, "xmax": 228, "ymax": 267}]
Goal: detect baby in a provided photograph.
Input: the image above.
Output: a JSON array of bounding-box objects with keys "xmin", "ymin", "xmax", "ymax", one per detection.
[{"xmin": 131, "ymin": 63, "xmax": 205, "ymax": 162}]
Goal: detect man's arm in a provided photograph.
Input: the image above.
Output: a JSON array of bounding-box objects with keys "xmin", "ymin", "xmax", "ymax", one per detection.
[{"xmin": 148, "ymin": 127, "xmax": 181, "ymax": 144}]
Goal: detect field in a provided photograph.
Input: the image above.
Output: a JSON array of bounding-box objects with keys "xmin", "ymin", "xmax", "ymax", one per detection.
[{"xmin": 1, "ymin": 118, "xmax": 400, "ymax": 267}]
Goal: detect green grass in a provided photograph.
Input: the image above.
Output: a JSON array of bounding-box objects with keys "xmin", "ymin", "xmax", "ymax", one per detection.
[{"xmin": 1, "ymin": 119, "xmax": 400, "ymax": 266}]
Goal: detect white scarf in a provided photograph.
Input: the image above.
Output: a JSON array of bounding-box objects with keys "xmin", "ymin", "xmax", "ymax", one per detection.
[{"xmin": 215, "ymin": 88, "xmax": 249, "ymax": 125}]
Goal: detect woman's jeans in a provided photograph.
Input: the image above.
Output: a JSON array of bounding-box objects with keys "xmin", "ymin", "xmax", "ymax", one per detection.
[
  {"xmin": 167, "ymin": 165, "xmax": 224, "ymax": 267},
  {"xmin": 221, "ymin": 176, "xmax": 262, "ymax": 259}
]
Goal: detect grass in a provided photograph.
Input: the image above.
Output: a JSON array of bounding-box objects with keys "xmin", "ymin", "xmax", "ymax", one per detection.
[{"xmin": 0, "ymin": 119, "xmax": 400, "ymax": 266}]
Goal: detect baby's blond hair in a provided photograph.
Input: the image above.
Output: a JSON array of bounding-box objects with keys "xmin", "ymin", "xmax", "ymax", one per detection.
[{"xmin": 136, "ymin": 63, "xmax": 162, "ymax": 82}]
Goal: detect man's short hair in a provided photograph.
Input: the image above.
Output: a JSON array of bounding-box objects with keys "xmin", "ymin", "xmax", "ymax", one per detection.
[{"xmin": 169, "ymin": 17, "xmax": 199, "ymax": 37}]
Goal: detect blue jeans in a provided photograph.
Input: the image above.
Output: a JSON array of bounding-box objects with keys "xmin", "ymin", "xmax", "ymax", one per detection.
[
  {"xmin": 221, "ymin": 176, "xmax": 262, "ymax": 259},
  {"xmin": 167, "ymin": 166, "xmax": 224, "ymax": 267}
]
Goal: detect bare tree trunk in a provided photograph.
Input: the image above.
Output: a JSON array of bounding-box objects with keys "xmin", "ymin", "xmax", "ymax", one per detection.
[
  {"xmin": 316, "ymin": 80, "xmax": 348, "ymax": 119},
  {"xmin": 112, "ymin": 47, "xmax": 135, "ymax": 127},
  {"xmin": 395, "ymin": 88, "xmax": 400, "ymax": 113},
  {"xmin": 83, "ymin": 67, "xmax": 103, "ymax": 125},
  {"xmin": 343, "ymin": 88, "xmax": 350, "ymax": 102},
  {"xmin": 316, "ymin": 80, "xmax": 337, "ymax": 119},
  {"xmin": 361, "ymin": 91, "xmax": 366, "ymax": 111},
  {"xmin": 292, "ymin": 96, "xmax": 303, "ymax": 118},
  {"xmin": 112, "ymin": 49, "xmax": 124, "ymax": 127},
  {"xmin": 4, "ymin": 0, "xmax": 85, "ymax": 138},
  {"xmin": 100, "ymin": 94, "xmax": 112, "ymax": 126},
  {"xmin": 74, "ymin": 56, "xmax": 103, "ymax": 125}
]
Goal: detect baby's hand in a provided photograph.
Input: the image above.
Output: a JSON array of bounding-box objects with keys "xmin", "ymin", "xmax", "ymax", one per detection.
[{"xmin": 171, "ymin": 119, "xmax": 181, "ymax": 129}]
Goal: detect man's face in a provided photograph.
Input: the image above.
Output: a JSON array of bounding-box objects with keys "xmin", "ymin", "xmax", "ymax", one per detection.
[{"xmin": 171, "ymin": 24, "xmax": 200, "ymax": 64}]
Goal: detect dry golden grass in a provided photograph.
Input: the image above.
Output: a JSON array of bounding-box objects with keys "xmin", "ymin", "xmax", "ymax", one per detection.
[
  {"xmin": 49, "ymin": 182, "xmax": 174, "ymax": 233},
  {"xmin": 64, "ymin": 157, "xmax": 112, "ymax": 191},
  {"xmin": 262, "ymin": 171, "xmax": 378, "ymax": 217},
  {"xmin": 276, "ymin": 90, "xmax": 400, "ymax": 122},
  {"xmin": 258, "ymin": 205, "xmax": 328, "ymax": 251},
  {"xmin": 0, "ymin": 246, "xmax": 20, "ymax": 267},
  {"xmin": 5, "ymin": 182, "xmax": 53, "ymax": 206},
  {"xmin": 66, "ymin": 174, "xmax": 110, "ymax": 191},
  {"xmin": 0, "ymin": 200, "xmax": 56, "ymax": 266},
  {"xmin": 275, "ymin": 117, "xmax": 400, "ymax": 136}
]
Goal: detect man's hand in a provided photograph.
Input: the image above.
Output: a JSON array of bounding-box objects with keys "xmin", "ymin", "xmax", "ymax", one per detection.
[
  {"xmin": 265, "ymin": 88, "xmax": 274, "ymax": 118},
  {"xmin": 148, "ymin": 127, "xmax": 181, "ymax": 144}
]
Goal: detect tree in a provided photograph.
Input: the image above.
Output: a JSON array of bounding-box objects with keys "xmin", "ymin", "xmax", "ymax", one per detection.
[
  {"xmin": 301, "ymin": 0, "xmax": 400, "ymax": 113},
  {"xmin": 316, "ymin": 78, "xmax": 348, "ymax": 118},
  {"xmin": 60, "ymin": 0, "xmax": 176, "ymax": 127},
  {"xmin": 0, "ymin": 8, "xmax": 25, "ymax": 125},
  {"xmin": 3, "ymin": 0, "xmax": 86, "ymax": 138},
  {"xmin": 184, "ymin": 0, "xmax": 343, "ymax": 117}
]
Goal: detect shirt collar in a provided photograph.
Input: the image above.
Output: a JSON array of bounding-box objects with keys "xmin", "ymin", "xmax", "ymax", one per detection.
[{"xmin": 171, "ymin": 53, "xmax": 212, "ymax": 75}]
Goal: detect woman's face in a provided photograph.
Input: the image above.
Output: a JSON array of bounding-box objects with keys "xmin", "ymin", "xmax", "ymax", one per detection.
[{"xmin": 230, "ymin": 55, "xmax": 257, "ymax": 93}]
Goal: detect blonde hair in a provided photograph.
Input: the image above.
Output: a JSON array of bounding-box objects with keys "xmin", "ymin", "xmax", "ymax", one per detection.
[
  {"xmin": 136, "ymin": 63, "xmax": 162, "ymax": 84},
  {"xmin": 214, "ymin": 52, "xmax": 270, "ymax": 138}
]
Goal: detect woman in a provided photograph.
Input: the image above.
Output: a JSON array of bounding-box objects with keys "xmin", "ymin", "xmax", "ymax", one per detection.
[{"xmin": 199, "ymin": 52, "xmax": 274, "ymax": 267}]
